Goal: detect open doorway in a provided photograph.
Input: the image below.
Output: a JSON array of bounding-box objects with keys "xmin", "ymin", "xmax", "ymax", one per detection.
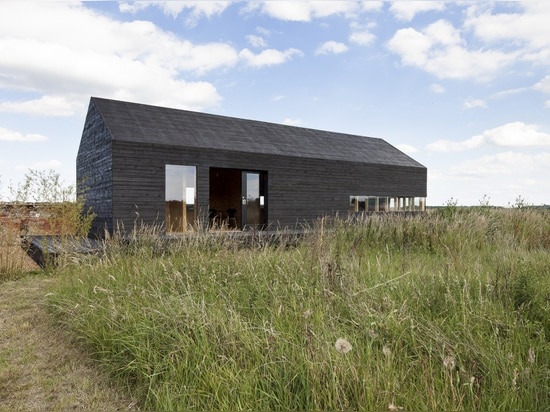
[{"xmin": 209, "ymin": 167, "xmax": 267, "ymax": 230}]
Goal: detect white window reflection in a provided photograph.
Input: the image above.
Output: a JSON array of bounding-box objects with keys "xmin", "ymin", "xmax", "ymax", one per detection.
[
  {"xmin": 166, "ymin": 165, "xmax": 196, "ymax": 232},
  {"xmin": 350, "ymin": 195, "xmax": 426, "ymax": 212}
]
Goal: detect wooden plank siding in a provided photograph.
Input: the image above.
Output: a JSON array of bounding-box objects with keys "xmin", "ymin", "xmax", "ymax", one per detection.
[
  {"xmin": 77, "ymin": 97, "xmax": 427, "ymax": 236},
  {"xmin": 107, "ymin": 142, "xmax": 426, "ymax": 231},
  {"xmin": 76, "ymin": 101, "xmax": 114, "ymax": 235}
]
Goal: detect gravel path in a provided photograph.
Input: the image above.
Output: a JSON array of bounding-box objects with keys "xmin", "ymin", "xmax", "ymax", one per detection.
[{"xmin": 0, "ymin": 275, "xmax": 137, "ymax": 411}]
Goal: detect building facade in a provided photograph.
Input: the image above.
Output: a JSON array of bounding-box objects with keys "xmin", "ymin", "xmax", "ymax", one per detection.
[{"xmin": 77, "ymin": 97, "xmax": 427, "ymax": 235}]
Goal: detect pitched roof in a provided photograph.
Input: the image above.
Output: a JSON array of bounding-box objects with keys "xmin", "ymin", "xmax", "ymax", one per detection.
[{"xmin": 91, "ymin": 97, "xmax": 425, "ymax": 168}]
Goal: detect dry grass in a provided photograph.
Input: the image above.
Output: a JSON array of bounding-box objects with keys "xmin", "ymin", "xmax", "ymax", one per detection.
[
  {"xmin": 0, "ymin": 275, "xmax": 138, "ymax": 411},
  {"xmin": 0, "ymin": 245, "xmax": 39, "ymax": 272},
  {"xmin": 0, "ymin": 224, "xmax": 39, "ymax": 281}
]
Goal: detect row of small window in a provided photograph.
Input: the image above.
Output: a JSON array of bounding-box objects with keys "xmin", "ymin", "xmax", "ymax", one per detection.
[{"xmin": 350, "ymin": 196, "xmax": 426, "ymax": 213}]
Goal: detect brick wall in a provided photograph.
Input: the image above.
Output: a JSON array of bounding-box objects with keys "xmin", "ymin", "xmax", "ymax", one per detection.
[{"xmin": 0, "ymin": 204, "xmax": 64, "ymax": 235}]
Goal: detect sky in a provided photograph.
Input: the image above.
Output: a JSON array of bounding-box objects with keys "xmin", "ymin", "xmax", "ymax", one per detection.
[{"xmin": 1, "ymin": 1, "xmax": 550, "ymax": 206}]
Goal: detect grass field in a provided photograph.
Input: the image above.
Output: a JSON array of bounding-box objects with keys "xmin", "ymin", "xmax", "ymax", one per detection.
[{"xmin": 43, "ymin": 207, "xmax": 550, "ymax": 411}]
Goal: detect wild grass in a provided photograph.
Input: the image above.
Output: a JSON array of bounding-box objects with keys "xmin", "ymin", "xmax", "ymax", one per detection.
[
  {"xmin": 48, "ymin": 207, "xmax": 550, "ymax": 411},
  {"xmin": 0, "ymin": 225, "xmax": 32, "ymax": 280}
]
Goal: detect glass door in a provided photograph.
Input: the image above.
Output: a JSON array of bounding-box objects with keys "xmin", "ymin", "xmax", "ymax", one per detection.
[
  {"xmin": 165, "ymin": 165, "xmax": 196, "ymax": 232},
  {"xmin": 241, "ymin": 171, "xmax": 267, "ymax": 229}
]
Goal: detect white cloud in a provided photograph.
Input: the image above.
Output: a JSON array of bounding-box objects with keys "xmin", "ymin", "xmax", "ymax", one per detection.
[
  {"xmin": 535, "ymin": 75, "xmax": 550, "ymax": 94},
  {"xmin": 490, "ymin": 87, "xmax": 531, "ymax": 100},
  {"xmin": 0, "ymin": 95, "xmax": 80, "ymax": 117},
  {"xmin": 424, "ymin": 19, "xmax": 463, "ymax": 46},
  {"xmin": 0, "ymin": 1, "xmax": 239, "ymax": 113},
  {"xmin": 463, "ymin": 3, "xmax": 550, "ymax": 85},
  {"xmin": 258, "ymin": 1, "xmax": 359, "ymax": 22},
  {"xmin": 239, "ymin": 48, "xmax": 303, "ymax": 68},
  {"xmin": 395, "ymin": 144, "xmax": 418, "ymax": 155},
  {"xmin": 465, "ymin": 2, "xmax": 550, "ymax": 58},
  {"xmin": 388, "ymin": 19, "xmax": 518, "ymax": 81},
  {"xmin": 282, "ymin": 118, "xmax": 303, "ymax": 126},
  {"xmin": 428, "ymin": 135, "xmax": 484, "ymax": 153},
  {"xmin": 0, "ymin": 127, "xmax": 47, "ymax": 142},
  {"xmin": 464, "ymin": 98, "xmax": 487, "ymax": 110},
  {"xmin": 348, "ymin": 19, "xmax": 375, "ymax": 46},
  {"xmin": 246, "ymin": 35, "xmax": 267, "ymax": 48},
  {"xmin": 390, "ymin": 1, "xmax": 445, "ymax": 22},
  {"xmin": 349, "ymin": 21, "xmax": 376, "ymax": 46},
  {"xmin": 255, "ymin": 26, "xmax": 272, "ymax": 37},
  {"xmin": 315, "ymin": 41, "xmax": 349, "ymax": 56},
  {"xmin": 451, "ymin": 151, "xmax": 550, "ymax": 178},
  {"xmin": 119, "ymin": 1, "xmax": 231, "ymax": 26},
  {"xmin": 349, "ymin": 30, "xmax": 375, "ymax": 46},
  {"xmin": 428, "ymin": 122, "xmax": 550, "ymax": 152},
  {"xmin": 429, "ymin": 151, "xmax": 550, "ymax": 204},
  {"xmin": 430, "ymin": 83, "xmax": 445, "ymax": 93},
  {"xmin": 359, "ymin": 1, "xmax": 384, "ymax": 13},
  {"xmin": 479, "ymin": 122, "xmax": 550, "ymax": 147}
]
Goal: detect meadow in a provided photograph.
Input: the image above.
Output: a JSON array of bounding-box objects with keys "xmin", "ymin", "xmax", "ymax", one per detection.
[{"xmin": 43, "ymin": 207, "xmax": 549, "ymax": 411}]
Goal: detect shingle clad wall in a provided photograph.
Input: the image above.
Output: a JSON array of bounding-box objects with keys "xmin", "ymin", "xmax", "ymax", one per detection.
[{"xmin": 76, "ymin": 101, "xmax": 114, "ymax": 234}]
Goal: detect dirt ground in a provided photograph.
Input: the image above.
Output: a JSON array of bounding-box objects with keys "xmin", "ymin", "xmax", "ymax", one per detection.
[{"xmin": 0, "ymin": 275, "xmax": 138, "ymax": 411}]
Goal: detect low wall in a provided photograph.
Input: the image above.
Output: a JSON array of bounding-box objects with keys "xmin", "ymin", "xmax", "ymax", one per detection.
[{"xmin": 0, "ymin": 204, "xmax": 64, "ymax": 235}]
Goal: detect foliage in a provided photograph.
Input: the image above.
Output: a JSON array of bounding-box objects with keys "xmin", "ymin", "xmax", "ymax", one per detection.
[
  {"xmin": 48, "ymin": 208, "xmax": 550, "ymax": 411},
  {"xmin": 0, "ymin": 169, "xmax": 95, "ymax": 281},
  {"xmin": 439, "ymin": 196, "xmax": 459, "ymax": 219},
  {"xmin": 6, "ymin": 169, "xmax": 95, "ymax": 237},
  {"xmin": 510, "ymin": 195, "xmax": 531, "ymax": 209},
  {"xmin": 9, "ymin": 169, "xmax": 75, "ymax": 203}
]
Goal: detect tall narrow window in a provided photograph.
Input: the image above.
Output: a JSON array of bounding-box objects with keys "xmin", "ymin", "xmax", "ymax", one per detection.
[{"xmin": 165, "ymin": 165, "xmax": 196, "ymax": 232}]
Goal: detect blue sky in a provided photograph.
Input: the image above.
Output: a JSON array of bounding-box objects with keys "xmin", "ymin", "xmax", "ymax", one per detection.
[{"xmin": 1, "ymin": 1, "xmax": 550, "ymax": 206}]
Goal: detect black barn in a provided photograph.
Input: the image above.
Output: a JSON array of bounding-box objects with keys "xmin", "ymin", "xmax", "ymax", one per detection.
[{"xmin": 77, "ymin": 97, "xmax": 427, "ymax": 235}]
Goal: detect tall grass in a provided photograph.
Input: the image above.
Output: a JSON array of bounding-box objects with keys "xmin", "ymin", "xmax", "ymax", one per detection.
[
  {"xmin": 49, "ymin": 208, "xmax": 550, "ymax": 411},
  {"xmin": 0, "ymin": 225, "xmax": 29, "ymax": 280}
]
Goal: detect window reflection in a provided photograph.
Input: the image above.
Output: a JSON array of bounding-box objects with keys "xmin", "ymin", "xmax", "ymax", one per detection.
[
  {"xmin": 166, "ymin": 165, "xmax": 196, "ymax": 232},
  {"xmin": 245, "ymin": 172, "xmax": 261, "ymax": 226},
  {"xmin": 350, "ymin": 195, "xmax": 426, "ymax": 212}
]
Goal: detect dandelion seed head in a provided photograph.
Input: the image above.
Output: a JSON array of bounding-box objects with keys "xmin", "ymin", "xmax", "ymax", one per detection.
[
  {"xmin": 443, "ymin": 355, "xmax": 456, "ymax": 370},
  {"xmin": 382, "ymin": 345, "xmax": 392, "ymax": 357},
  {"xmin": 335, "ymin": 338, "xmax": 352, "ymax": 354},
  {"xmin": 367, "ymin": 328, "xmax": 378, "ymax": 339}
]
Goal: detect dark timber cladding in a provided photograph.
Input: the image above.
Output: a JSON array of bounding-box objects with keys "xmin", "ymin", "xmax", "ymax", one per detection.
[{"xmin": 77, "ymin": 97, "xmax": 427, "ymax": 235}]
